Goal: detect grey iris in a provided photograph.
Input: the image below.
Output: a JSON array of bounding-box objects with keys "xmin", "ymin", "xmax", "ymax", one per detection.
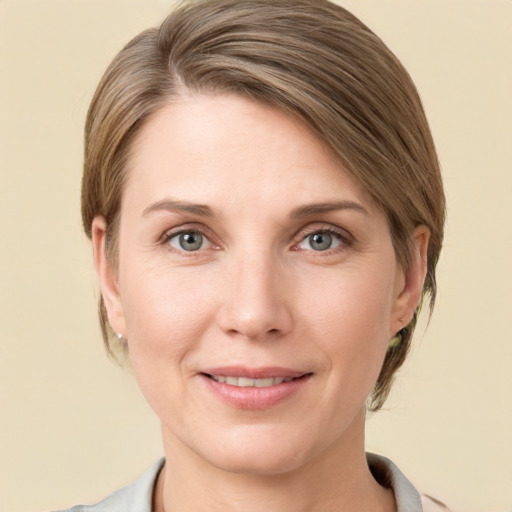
[
  {"xmin": 309, "ymin": 232, "xmax": 332, "ymax": 251},
  {"xmin": 179, "ymin": 232, "xmax": 203, "ymax": 251}
]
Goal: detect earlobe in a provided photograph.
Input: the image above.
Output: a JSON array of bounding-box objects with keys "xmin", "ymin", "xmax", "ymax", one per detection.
[
  {"xmin": 391, "ymin": 226, "xmax": 430, "ymax": 335},
  {"xmin": 91, "ymin": 216, "xmax": 126, "ymax": 336}
]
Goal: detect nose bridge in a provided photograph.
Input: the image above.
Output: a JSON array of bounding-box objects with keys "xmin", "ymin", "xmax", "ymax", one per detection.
[{"xmin": 217, "ymin": 242, "xmax": 292, "ymax": 340}]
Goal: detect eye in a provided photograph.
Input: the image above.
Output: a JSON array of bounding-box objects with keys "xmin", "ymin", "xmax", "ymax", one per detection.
[
  {"xmin": 298, "ymin": 230, "xmax": 344, "ymax": 252},
  {"xmin": 167, "ymin": 231, "xmax": 212, "ymax": 252}
]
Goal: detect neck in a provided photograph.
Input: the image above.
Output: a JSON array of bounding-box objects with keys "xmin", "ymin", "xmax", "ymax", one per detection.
[{"xmin": 153, "ymin": 410, "xmax": 395, "ymax": 512}]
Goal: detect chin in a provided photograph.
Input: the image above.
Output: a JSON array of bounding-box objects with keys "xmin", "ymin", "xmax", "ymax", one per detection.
[
  {"xmin": 196, "ymin": 425, "xmax": 319, "ymax": 477},
  {"xmin": 210, "ymin": 449, "xmax": 308, "ymax": 477}
]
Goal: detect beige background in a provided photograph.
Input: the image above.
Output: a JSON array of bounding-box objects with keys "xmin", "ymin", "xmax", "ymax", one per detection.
[{"xmin": 1, "ymin": 1, "xmax": 511, "ymax": 511}]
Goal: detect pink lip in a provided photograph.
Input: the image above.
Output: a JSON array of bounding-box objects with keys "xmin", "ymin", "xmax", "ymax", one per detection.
[
  {"xmin": 201, "ymin": 366, "xmax": 306, "ymax": 379},
  {"xmin": 199, "ymin": 366, "xmax": 312, "ymax": 410}
]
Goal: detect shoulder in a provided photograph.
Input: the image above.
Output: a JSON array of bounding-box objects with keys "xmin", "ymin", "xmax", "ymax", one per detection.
[
  {"xmin": 367, "ymin": 453, "xmax": 450, "ymax": 512},
  {"xmin": 53, "ymin": 458, "xmax": 165, "ymax": 512}
]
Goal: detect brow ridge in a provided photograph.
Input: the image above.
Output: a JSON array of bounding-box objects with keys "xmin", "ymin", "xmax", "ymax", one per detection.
[
  {"xmin": 142, "ymin": 199, "xmax": 368, "ymax": 219},
  {"xmin": 142, "ymin": 199, "xmax": 214, "ymax": 217},
  {"xmin": 290, "ymin": 200, "xmax": 369, "ymax": 218}
]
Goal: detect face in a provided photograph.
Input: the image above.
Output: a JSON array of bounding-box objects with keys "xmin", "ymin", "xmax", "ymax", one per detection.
[{"xmin": 94, "ymin": 94, "xmax": 427, "ymax": 476}]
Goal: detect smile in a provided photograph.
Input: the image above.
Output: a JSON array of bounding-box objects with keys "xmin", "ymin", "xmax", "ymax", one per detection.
[
  {"xmin": 207, "ymin": 375, "xmax": 295, "ymax": 387},
  {"xmin": 201, "ymin": 371, "xmax": 312, "ymax": 409}
]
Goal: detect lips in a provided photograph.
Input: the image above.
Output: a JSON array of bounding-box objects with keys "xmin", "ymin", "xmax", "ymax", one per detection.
[
  {"xmin": 200, "ymin": 367, "xmax": 312, "ymax": 409},
  {"xmin": 208, "ymin": 375, "xmax": 294, "ymax": 387},
  {"xmin": 201, "ymin": 366, "xmax": 307, "ymax": 386}
]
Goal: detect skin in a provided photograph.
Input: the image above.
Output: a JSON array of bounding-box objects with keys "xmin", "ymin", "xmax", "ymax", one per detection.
[{"xmin": 93, "ymin": 94, "xmax": 429, "ymax": 512}]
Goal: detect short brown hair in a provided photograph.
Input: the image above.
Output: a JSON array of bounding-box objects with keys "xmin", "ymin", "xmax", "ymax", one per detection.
[{"xmin": 82, "ymin": 0, "xmax": 445, "ymax": 411}]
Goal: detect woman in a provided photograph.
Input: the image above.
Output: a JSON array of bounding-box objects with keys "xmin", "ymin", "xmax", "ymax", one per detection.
[{"xmin": 69, "ymin": 0, "xmax": 446, "ymax": 510}]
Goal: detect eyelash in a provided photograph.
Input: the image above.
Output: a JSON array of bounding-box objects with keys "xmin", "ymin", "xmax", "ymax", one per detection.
[
  {"xmin": 159, "ymin": 224, "xmax": 352, "ymax": 255},
  {"xmin": 293, "ymin": 226, "xmax": 352, "ymax": 254}
]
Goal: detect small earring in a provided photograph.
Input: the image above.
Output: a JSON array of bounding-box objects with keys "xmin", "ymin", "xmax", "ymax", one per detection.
[
  {"xmin": 116, "ymin": 332, "xmax": 127, "ymax": 343},
  {"xmin": 388, "ymin": 329, "xmax": 404, "ymax": 350}
]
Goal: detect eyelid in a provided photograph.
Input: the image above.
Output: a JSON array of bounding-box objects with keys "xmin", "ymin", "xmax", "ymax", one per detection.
[
  {"xmin": 158, "ymin": 222, "xmax": 352, "ymax": 253},
  {"xmin": 292, "ymin": 224, "xmax": 353, "ymax": 251},
  {"xmin": 159, "ymin": 223, "xmax": 219, "ymax": 250}
]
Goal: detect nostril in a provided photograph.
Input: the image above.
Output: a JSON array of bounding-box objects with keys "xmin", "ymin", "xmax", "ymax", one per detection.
[{"xmin": 216, "ymin": 294, "xmax": 293, "ymax": 340}]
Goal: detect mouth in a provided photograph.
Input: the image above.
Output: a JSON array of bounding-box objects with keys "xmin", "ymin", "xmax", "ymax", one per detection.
[
  {"xmin": 204, "ymin": 374, "xmax": 298, "ymax": 388},
  {"xmin": 200, "ymin": 368, "xmax": 313, "ymax": 409}
]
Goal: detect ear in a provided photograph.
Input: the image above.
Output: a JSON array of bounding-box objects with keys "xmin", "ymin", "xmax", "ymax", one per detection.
[
  {"xmin": 390, "ymin": 225, "xmax": 430, "ymax": 336},
  {"xmin": 91, "ymin": 216, "xmax": 126, "ymax": 337}
]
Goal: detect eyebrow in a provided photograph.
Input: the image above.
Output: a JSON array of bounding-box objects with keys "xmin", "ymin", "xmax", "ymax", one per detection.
[
  {"xmin": 142, "ymin": 199, "xmax": 214, "ymax": 218},
  {"xmin": 290, "ymin": 200, "xmax": 369, "ymax": 218},
  {"xmin": 142, "ymin": 198, "xmax": 369, "ymax": 219}
]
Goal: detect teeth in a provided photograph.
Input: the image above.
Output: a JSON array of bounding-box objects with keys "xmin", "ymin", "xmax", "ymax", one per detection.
[
  {"xmin": 210, "ymin": 375, "xmax": 294, "ymax": 387},
  {"xmin": 255, "ymin": 378, "xmax": 275, "ymax": 387}
]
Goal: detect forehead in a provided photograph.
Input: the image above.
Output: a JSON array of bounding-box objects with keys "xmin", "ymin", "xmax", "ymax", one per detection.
[{"xmin": 123, "ymin": 93, "xmax": 376, "ymax": 216}]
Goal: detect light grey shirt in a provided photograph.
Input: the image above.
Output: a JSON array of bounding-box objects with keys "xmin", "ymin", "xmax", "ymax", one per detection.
[{"xmin": 57, "ymin": 454, "xmax": 448, "ymax": 512}]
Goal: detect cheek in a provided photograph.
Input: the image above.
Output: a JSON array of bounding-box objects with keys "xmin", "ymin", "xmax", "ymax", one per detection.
[
  {"xmin": 299, "ymin": 265, "xmax": 395, "ymax": 389},
  {"xmin": 119, "ymin": 263, "xmax": 216, "ymax": 362},
  {"xmin": 118, "ymin": 266, "xmax": 218, "ymax": 419},
  {"xmin": 303, "ymin": 266, "xmax": 395, "ymax": 341}
]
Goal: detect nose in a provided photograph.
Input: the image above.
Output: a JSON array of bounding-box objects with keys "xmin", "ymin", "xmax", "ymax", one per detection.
[{"xmin": 216, "ymin": 251, "xmax": 293, "ymax": 341}]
